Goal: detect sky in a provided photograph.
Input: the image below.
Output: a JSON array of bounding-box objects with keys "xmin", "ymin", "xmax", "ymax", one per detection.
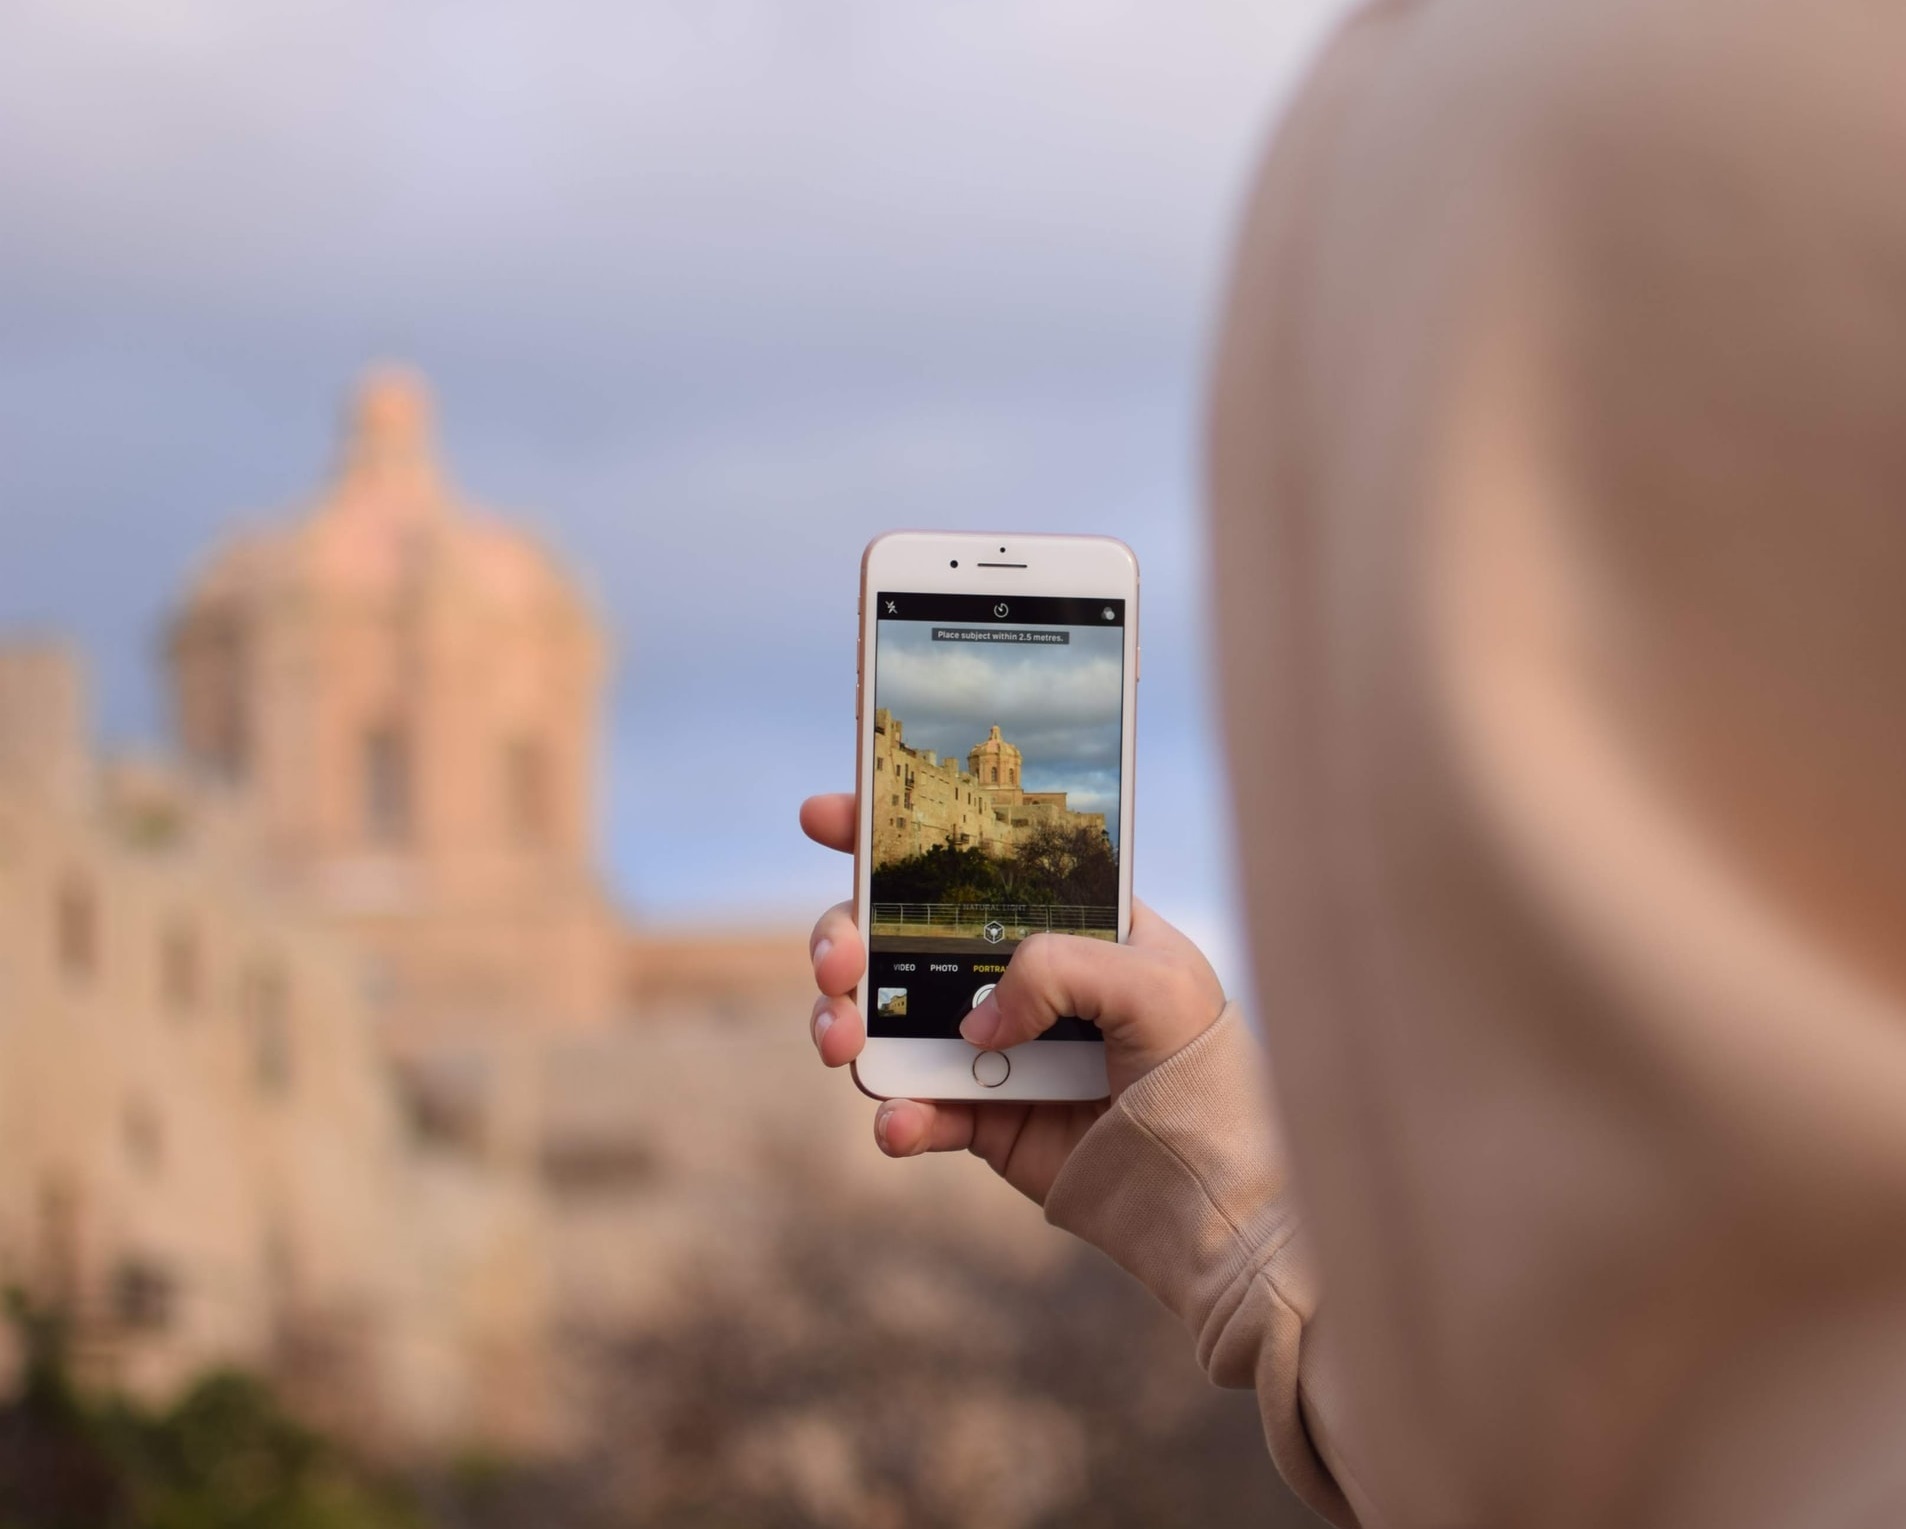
[
  {"xmin": 0, "ymin": 0, "xmax": 1352, "ymax": 985},
  {"xmin": 874, "ymin": 618, "xmax": 1124, "ymax": 835}
]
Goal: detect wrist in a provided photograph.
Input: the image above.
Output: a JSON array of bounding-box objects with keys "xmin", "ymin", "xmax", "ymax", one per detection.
[{"xmin": 1047, "ymin": 1006, "xmax": 1300, "ymax": 1335}]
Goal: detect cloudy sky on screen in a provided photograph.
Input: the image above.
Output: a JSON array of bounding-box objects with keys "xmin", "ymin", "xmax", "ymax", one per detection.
[
  {"xmin": 0, "ymin": 0, "xmax": 1350, "ymax": 982},
  {"xmin": 874, "ymin": 620, "xmax": 1124, "ymax": 838}
]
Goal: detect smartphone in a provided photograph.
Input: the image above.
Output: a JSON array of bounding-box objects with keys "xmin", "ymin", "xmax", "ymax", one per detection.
[{"xmin": 852, "ymin": 531, "xmax": 1138, "ymax": 1102}]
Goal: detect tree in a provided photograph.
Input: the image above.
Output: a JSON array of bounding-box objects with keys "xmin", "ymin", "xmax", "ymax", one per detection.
[
  {"xmin": 872, "ymin": 843, "xmax": 1006, "ymax": 905},
  {"xmin": 872, "ymin": 825, "xmax": 1119, "ymax": 914},
  {"xmin": 1005, "ymin": 822, "xmax": 1118, "ymax": 908},
  {"xmin": 0, "ymin": 1291, "xmax": 422, "ymax": 1529}
]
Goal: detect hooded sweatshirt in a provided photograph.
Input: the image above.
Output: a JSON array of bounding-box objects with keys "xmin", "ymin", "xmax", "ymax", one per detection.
[{"xmin": 1047, "ymin": 2, "xmax": 1906, "ymax": 1524}]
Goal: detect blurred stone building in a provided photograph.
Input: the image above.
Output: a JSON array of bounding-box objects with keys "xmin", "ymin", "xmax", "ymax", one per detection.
[
  {"xmin": 170, "ymin": 370, "xmax": 619, "ymax": 1048},
  {"xmin": 0, "ymin": 370, "xmax": 1318, "ymax": 1529},
  {"xmin": 0, "ymin": 369, "xmax": 808, "ymax": 1454},
  {"xmin": 0, "ymin": 641, "xmax": 551, "ymax": 1448}
]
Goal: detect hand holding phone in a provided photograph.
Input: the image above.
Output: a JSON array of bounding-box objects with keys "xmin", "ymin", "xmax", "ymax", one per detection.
[
  {"xmin": 802, "ymin": 792, "xmax": 1226, "ymax": 1203},
  {"xmin": 851, "ymin": 532, "xmax": 1142, "ymax": 1102}
]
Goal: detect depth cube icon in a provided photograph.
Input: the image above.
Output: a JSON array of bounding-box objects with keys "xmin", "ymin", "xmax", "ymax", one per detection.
[{"xmin": 982, "ymin": 920, "xmax": 1005, "ymax": 945}]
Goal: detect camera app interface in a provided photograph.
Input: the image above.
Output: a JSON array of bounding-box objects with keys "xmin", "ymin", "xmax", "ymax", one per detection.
[{"xmin": 868, "ymin": 591, "xmax": 1125, "ymax": 1041}]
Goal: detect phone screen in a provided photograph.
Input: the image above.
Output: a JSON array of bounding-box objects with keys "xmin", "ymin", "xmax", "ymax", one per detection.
[{"xmin": 866, "ymin": 590, "xmax": 1126, "ymax": 1042}]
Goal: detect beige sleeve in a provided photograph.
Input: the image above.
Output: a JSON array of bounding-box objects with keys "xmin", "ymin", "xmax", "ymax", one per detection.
[{"xmin": 1043, "ymin": 1007, "xmax": 1356, "ymax": 1528}]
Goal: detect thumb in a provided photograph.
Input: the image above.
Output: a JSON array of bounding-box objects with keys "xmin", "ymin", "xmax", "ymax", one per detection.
[{"xmin": 959, "ymin": 927, "xmax": 1226, "ymax": 1084}]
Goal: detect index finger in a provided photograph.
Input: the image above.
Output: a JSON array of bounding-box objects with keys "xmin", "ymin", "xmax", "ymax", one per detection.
[{"xmin": 800, "ymin": 793, "xmax": 855, "ymax": 854}]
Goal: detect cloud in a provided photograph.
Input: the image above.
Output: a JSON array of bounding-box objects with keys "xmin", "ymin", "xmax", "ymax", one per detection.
[
  {"xmin": 0, "ymin": 1, "xmax": 1344, "ymax": 334},
  {"xmin": 875, "ymin": 624, "xmax": 1121, "ymax": 741}
]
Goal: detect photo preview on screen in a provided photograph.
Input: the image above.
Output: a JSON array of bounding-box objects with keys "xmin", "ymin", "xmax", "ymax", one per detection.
[{"xmin": 868, "ymin": 592, "xmax": 1124, "ymax": 1040}]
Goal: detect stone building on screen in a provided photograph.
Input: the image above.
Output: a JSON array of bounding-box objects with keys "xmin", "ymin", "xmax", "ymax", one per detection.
[{"xmin": 869, "ymin": 708, "xmax": 1107, "ymax": 868}]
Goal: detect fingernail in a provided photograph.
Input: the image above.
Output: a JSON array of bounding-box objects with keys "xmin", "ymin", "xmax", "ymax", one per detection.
[
  {"xmin": 960, "ymin": 999, "xmax": 1001, "ymax": 1048},
  {"xmin": 874, "ymin": 1102, "xmax": 899, "ymax": 1151},
  {"xmin": 812, "ymin": 1006, "xmax": 834, "ymax": 1049},
  {"xmin": 813, "ymin": 938, "xmax": 833, "ymax": 969}
]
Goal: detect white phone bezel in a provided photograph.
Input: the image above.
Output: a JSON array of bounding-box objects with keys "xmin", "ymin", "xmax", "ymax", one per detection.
[{"xmin": 852, "ymin": 531, "xmax": 1138, "ymax": 1102}]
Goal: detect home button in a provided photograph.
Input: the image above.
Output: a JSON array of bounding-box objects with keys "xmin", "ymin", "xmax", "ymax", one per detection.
[{"xmin": 971, "ymin": 1050, "xmax": 1011, "ymax": 1089}]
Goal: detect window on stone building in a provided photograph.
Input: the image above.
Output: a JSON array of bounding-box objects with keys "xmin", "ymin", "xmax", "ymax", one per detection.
[
  {"xmin": 56, "ymin": 876, "xmax": 97, "ymax": 982},
  {"xmin": 264, "ymin": 1222, "xmax": 299, "ymax": 1316},
  {"xmin": 505, "ymin": 735, "xmax": 552, "ymax": 845},
  {"xmin": 112, "ymin": 1257, "xmax": 176, "ymax": 1332},
  {"xmin": 214, "ymin": 700, "xmax": 250, "ymax": 783},
  {"xmin": 990, "ymin": 767, "xmax": 999, "ymax": 783},
  {"xmin": 359, "ymin": 955, "xmax": 397, "ymax": 1011},
  {"xmin": 363, "ymin": 725, "xmax": 410, "ymax": 843},
  {"xmin": 160, "ymin": 918, "xmax": 199, "ymax": 1013},
  {"xmin": 243, "ymin": 962, "xmax": 293, "ymax": 1096},
  {"xmin": 204, "ymin": 620, "xmax": 250, "ymax": 783},
  {"xmin": 37, "ymin": 1175, "xmax": 80, "ymax": 1304},
  {"xmin": 123, "ymin": 1096, "xmax": 164, "ymax": 1175}
]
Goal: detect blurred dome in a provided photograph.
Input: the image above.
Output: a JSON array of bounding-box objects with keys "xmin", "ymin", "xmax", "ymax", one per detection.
[{"xmin": 179, "ymin": 366, "xmax": 583, "ymax": 619}]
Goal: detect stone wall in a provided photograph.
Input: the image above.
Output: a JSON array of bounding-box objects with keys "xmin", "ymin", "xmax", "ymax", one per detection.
[
  {"xmin": 0, "ymin": 738, "xmax": 553, "ymax": 1451},
  {"xmin": 870, "ymin": 708, "xmax": 1106, "ymax": 869}
]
